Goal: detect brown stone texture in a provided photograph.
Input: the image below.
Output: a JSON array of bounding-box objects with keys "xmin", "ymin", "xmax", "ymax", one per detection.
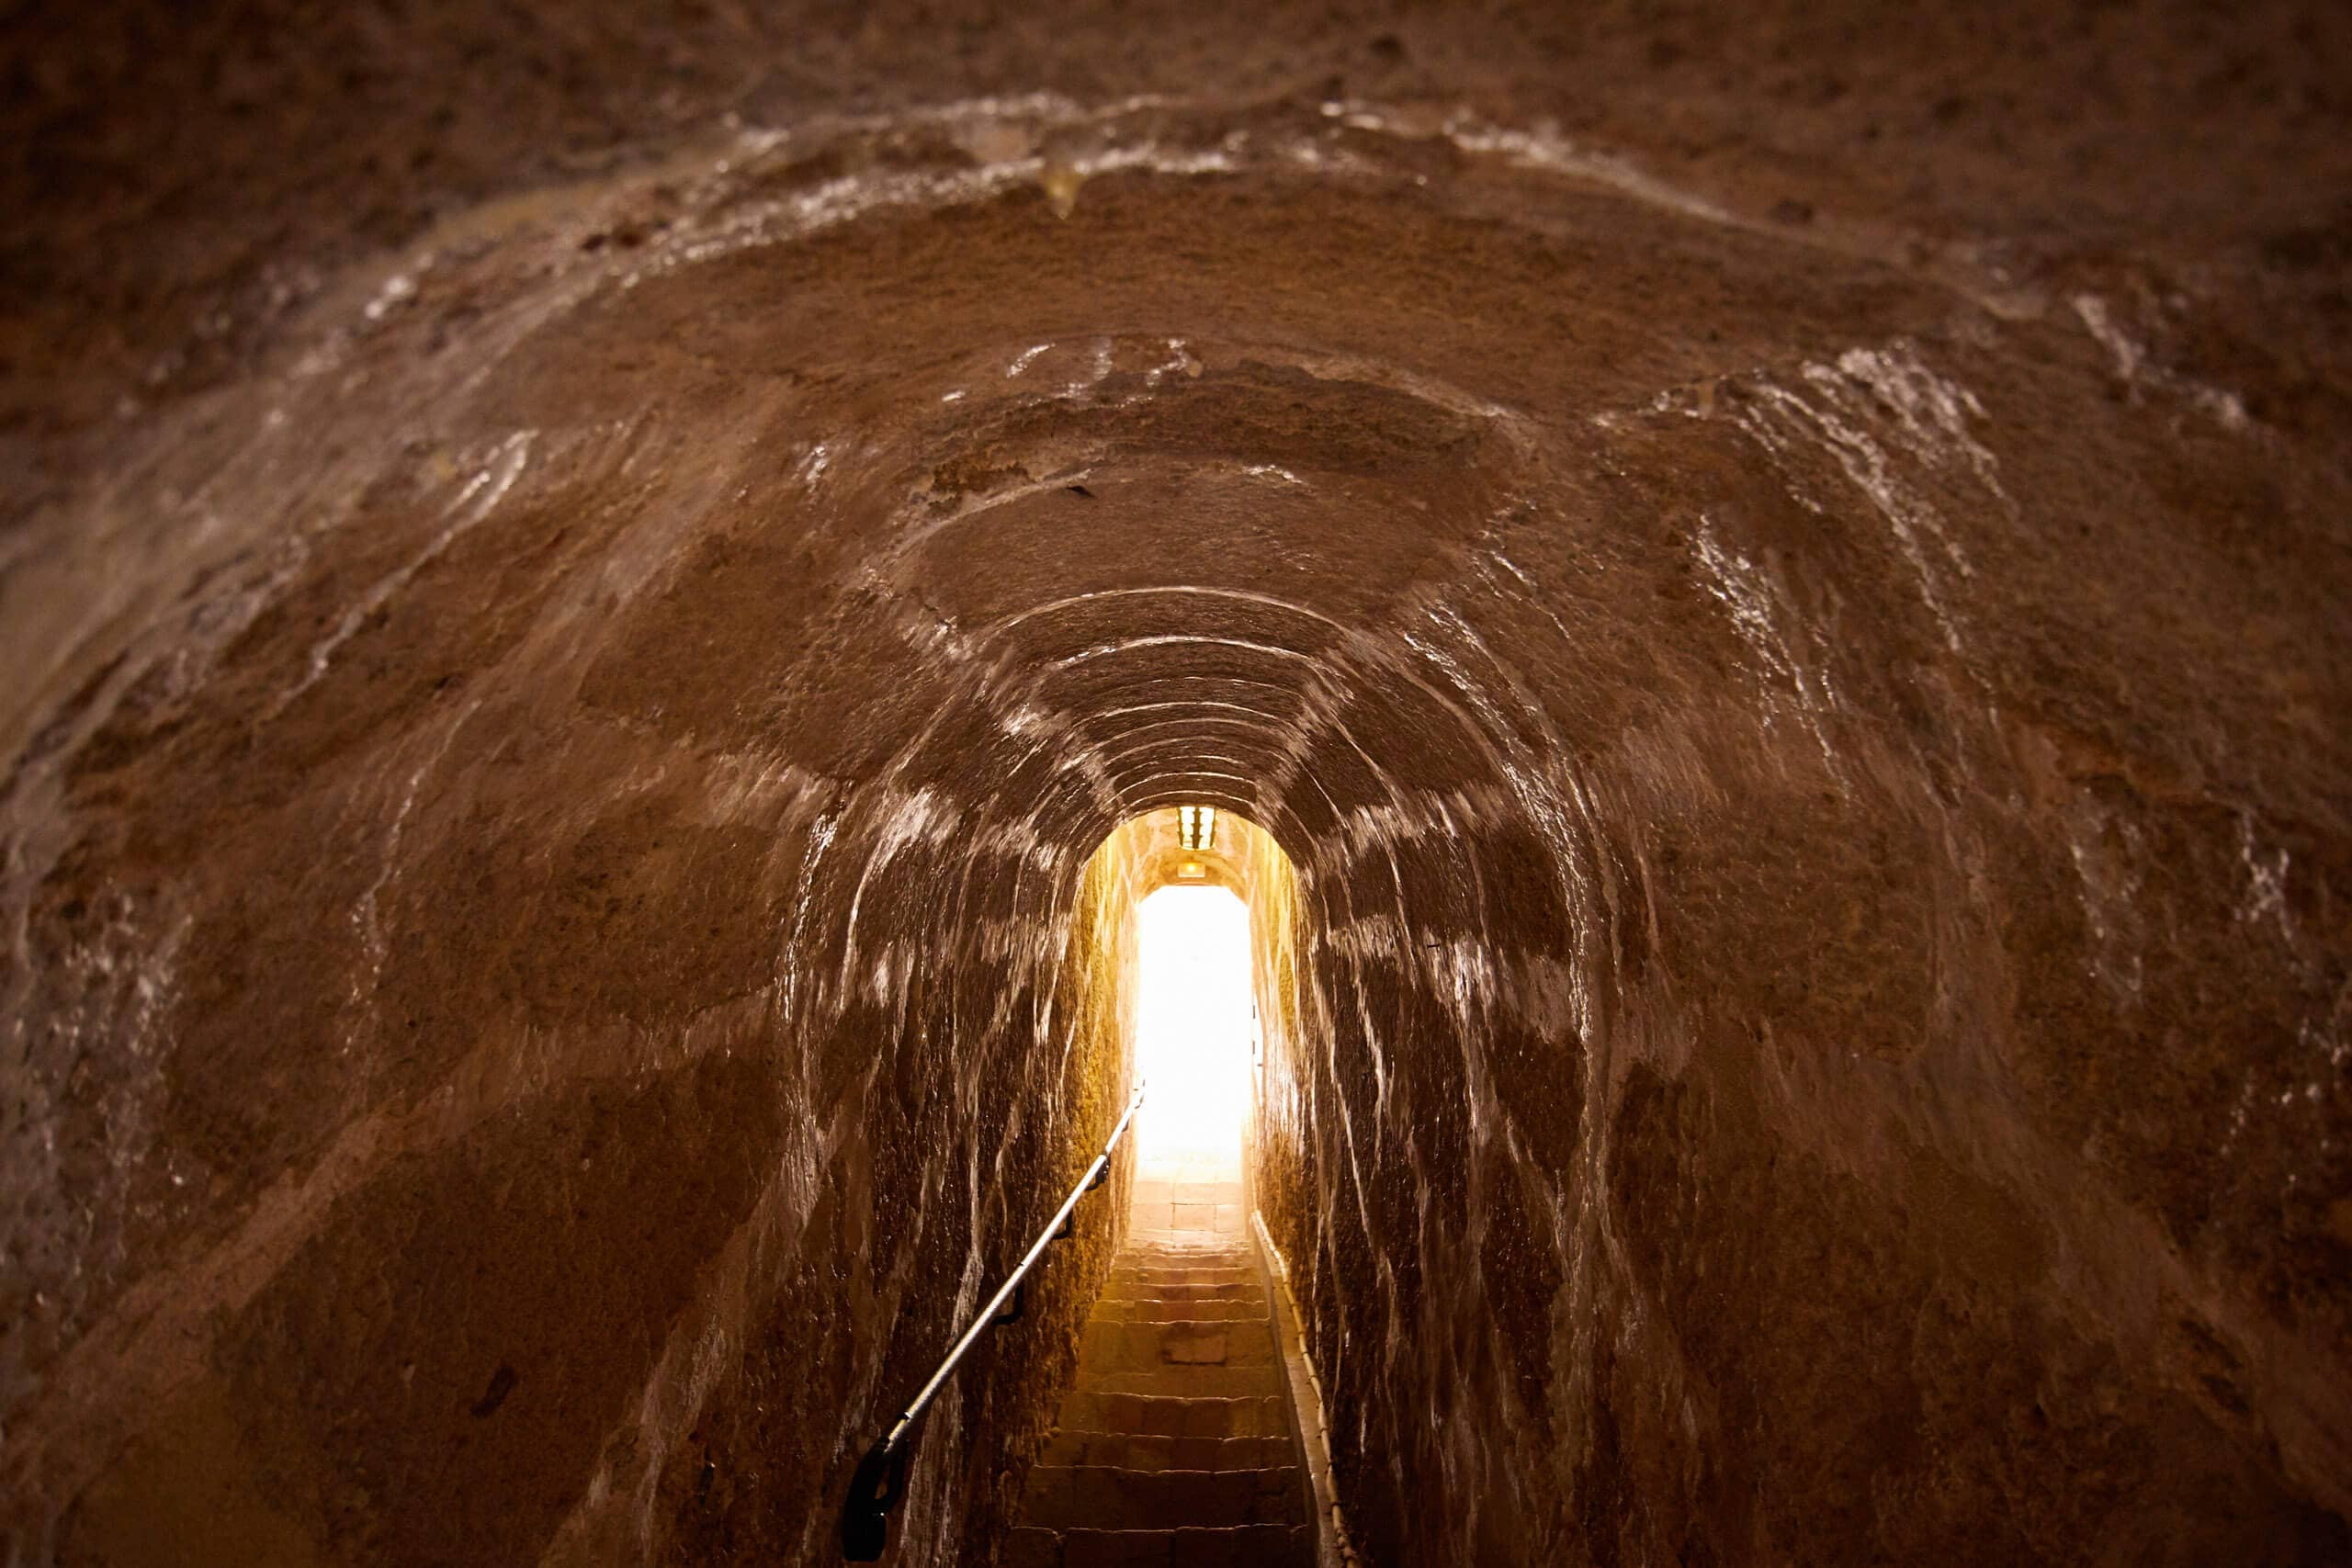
[{"xmin": 4, "ymin": 3, "xmax": 2351, "ymax": 1565}]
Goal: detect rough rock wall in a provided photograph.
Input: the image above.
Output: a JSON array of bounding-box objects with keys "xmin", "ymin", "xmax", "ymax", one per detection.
[
  {"xmin": 658, "ymin": 822, "xmax": 1146, "ymax": 1567},
  {"xmin": 1244, "ymin": 313, "xmax": 2352, "ymax": 1560},
  {"xmin": 0, "ymin": 217, "xmax": 1155, "ymax": 1563},
  {"xmin": 2, "ymin": 461, "xmax": 1147, "ymax": 1566},
  {"xmin": 4, "ymin": 4, "xmax": 2350, "ymax": 1566}
]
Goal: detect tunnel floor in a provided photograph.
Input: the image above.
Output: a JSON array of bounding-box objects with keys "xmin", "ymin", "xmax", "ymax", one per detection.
[{"xmin": 1007, "ymin": 1232, "xmax": 1313, "ymax": 1567}]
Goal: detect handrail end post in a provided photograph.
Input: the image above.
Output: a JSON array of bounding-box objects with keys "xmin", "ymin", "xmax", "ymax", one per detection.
[
  {"xmin": 840, "ymin": 1435, "xmax": 908, "ymax": 1562},
  {"xmin": 836, "ymin": 1073, "xmax": 1149, "ymax": 1561}
]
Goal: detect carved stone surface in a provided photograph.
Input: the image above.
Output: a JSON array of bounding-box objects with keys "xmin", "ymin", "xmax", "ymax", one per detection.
[{"xmin": 2, "ymin": 5, "xmax": 2348, "ymax": 1563}]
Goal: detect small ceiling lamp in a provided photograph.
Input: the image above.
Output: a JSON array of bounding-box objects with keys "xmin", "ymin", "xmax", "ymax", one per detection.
[{"xmin": 1178, "ymin": 804, "xmax": 1216, "ymax": 852}]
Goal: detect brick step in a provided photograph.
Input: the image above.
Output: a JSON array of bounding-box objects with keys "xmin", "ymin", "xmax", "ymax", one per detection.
[
  {"xmin": 1079, "ymin": 1318, "xmax": 1278, "ymax": 1376},
  {"xmin": 1003, "ymin": 1523, "xmax": 1311, "ymax": 1568},
  {"xmin": 1090, "ymin": 1296, "xmax": 1264, "ymax": 1324},
  {"xmin": 1105, "ymin": 1270, "xmax": 1258, "ymax": 1294},
  {"xmin": 1040, "ymin": 1431, "xmax": 1295, "ymax": 1472},
  {"xmin": 1114, "ymin": 1244, "xmax": 1253, "ymax": 1262},
  {"xmin": 1131, "ymin": 1180, "xmax": 1246, "ymax": 1204},
  {"xmin": 1102, "ymin": 1292, "xmax": 1263, "ymax": 1311},
  {"xmin": 1110, "ymin": 1250, "xmax": 1261, "ymax": 1279},
  {"xmin": 1113, "ymin": 1266, "xmax": 1252, "ymax": 1282},
  {"xmin": 1056, "ymin": 1393, "xmax": 1291, "ymax": 1439},
  {"xmin": 1084, "ymin": 1364, "xmax": 1287, "ymax": 1398},
  {"xmin": 1108, "ymin": 1258, "xmax": 1256, "ymax": 1273},
  {"xmin": 1120, "ymin": 1237, "xmax": 1253, "ymax": 1257},
  {"xmin": 1129, "ymin": 1181, "xmax": 1249, "ymax": 1234},
  {"xmin": 1114, "ymin": 1250, "xmax": 1261, "ymax": 1279},
  {"xmin": 1099, "ymin": 1297, "xmax": 1266, "ymax": 1317},
  {"xmin": 1126, "ymin": 1226, "xmax": 1250, "ymax": 1244},
  {"xmin": 1017, "ymin": 1465, "xmax": 1306, "ymax": 1530}
]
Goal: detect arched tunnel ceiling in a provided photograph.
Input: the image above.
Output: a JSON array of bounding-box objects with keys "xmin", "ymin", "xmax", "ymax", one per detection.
[
  {"xmin": 197, "ymin": 107, "xmax": 1973, "ymax": 865},
  {"xmin": 3, "ymin": 6, "xmax": 2351, "ymax": 1565},
  {"xmin": 6, "ymin": 26, "xmax": 2348, "ymax": 867},
  {"xmin": 473, "ymin": 116, "xmax": 1622, "ymax": 863}
]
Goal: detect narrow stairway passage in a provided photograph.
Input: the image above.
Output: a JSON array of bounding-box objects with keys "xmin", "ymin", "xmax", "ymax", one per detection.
[{"xmin": 1006, "ymin": 1228, "xmax": 1312, "ymax": 1567}]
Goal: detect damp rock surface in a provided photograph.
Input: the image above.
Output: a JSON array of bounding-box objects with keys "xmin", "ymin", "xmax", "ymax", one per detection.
[{"xmin": 3, "ymin": 4, "xmax": 2350, "ymax": 1565}]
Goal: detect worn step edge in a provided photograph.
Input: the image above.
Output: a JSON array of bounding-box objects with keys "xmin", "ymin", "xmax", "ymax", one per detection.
[
  {"xmin": 1086, "ymin": 1366, "xmax": 1289, "ymax": 1397},
  {"xmin": 1002, "ymin": 1522, "xmax": 1314, "ymax": 1566},
  {"xmin": 1054, "ymin": 1393, "xmax": 1292, "ymax": 1438},
  {"xmin": 1018, "ymin": 1463, "xmax": 1306, "ymax": 1529},
  {"xmin": 1041, "ymin": 1432, "xmax": 1297, "ymax": 1470}
]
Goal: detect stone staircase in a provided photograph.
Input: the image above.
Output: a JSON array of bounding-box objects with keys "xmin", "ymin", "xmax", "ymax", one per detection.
[{"xmin": 1005, "ymin": 1220, "xmax": 1312, "ymax": 1567}]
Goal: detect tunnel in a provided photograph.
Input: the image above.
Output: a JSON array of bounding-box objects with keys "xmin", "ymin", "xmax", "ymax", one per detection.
[{"xmin": 3, "ymin": 4, "xmax": 2350, "ymax": 1563}]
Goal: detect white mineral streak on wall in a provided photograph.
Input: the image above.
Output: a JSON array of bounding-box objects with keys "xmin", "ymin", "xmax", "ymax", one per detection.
[
  {"xmin": 1833, "ymin": 343, "xmax": 2008, "ymax": 513},
  {"xmin": 360, "ymin": 268, "xmax": 419, "ymax": 323},
  {"xmin": 2238, "ymin": 813, "xmax": 2296, "ymax": 940},
  {"xmin": 2061, "ymin": 794, "xmax": 2147, "ymax": 1002},
  {"xmin": 1339, "ymin": 803, "xmax": 1416, "ymax": 860},
  {"xmin": 1143, "ymin": 337, "xmax": 1199, "ymax": 385},
  {"xmin": 781, "ymin": 806, "xmax": 842, "ymax": 1034},
  {"xmin": 1063, "ymin": 337, "xmax": 1115, "ymax": 399},
  {"xmin": 2073, "ymin": 293, "xmax": 2251, "ymax": 432},
  {"xmin": 1690, "ymin": 513, "xmax": 1843, "ymax": 780},
  {"xmin": 797, "ymin": 441, "xmax": 831, "ymax": 491},
  {"xmin": 2223, "ymin": 814, "xmax": 2347, "ymax": 1193},
  {"xmin": 840, "ymin": 786, "xmax": 964, "ymax": 990},
  {"xmin": 1484, "ymin": 548, "xmax": 1580, "ymax": 653},
  {"xmin": 1314, "ymin": 99, "xmax": 1740, "ymax": 231},
  {"xmin": 633, "ymin": 105, "xmax": 1241, "ymax": 279},
  {"xmin": 277, "ymin": 431, "xmax": 535, "ymax": 713},
  {"xmin": 348, "ymin": 707, "xmax": 481, "ymax": 1028},
  {"xmin": 1732, "ymin": 343, "xmax": 1993, "ymax": 660}
]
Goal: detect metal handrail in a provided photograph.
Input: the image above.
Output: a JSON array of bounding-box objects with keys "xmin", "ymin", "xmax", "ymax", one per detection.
[{"xmin": 840, "ymin": 1079, "xmax": 1147, "ymax": 1561}]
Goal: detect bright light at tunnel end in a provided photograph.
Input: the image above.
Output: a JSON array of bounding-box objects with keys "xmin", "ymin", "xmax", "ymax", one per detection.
[{"xmin": 1134, "ymin": 882, "xmax": 1253, "ymax": 1166}]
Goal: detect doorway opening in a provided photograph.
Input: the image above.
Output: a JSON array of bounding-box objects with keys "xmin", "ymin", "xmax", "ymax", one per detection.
[{"xmin": 1130, "ymin": 883, "xmax": 1254, "ymax": 1236}]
